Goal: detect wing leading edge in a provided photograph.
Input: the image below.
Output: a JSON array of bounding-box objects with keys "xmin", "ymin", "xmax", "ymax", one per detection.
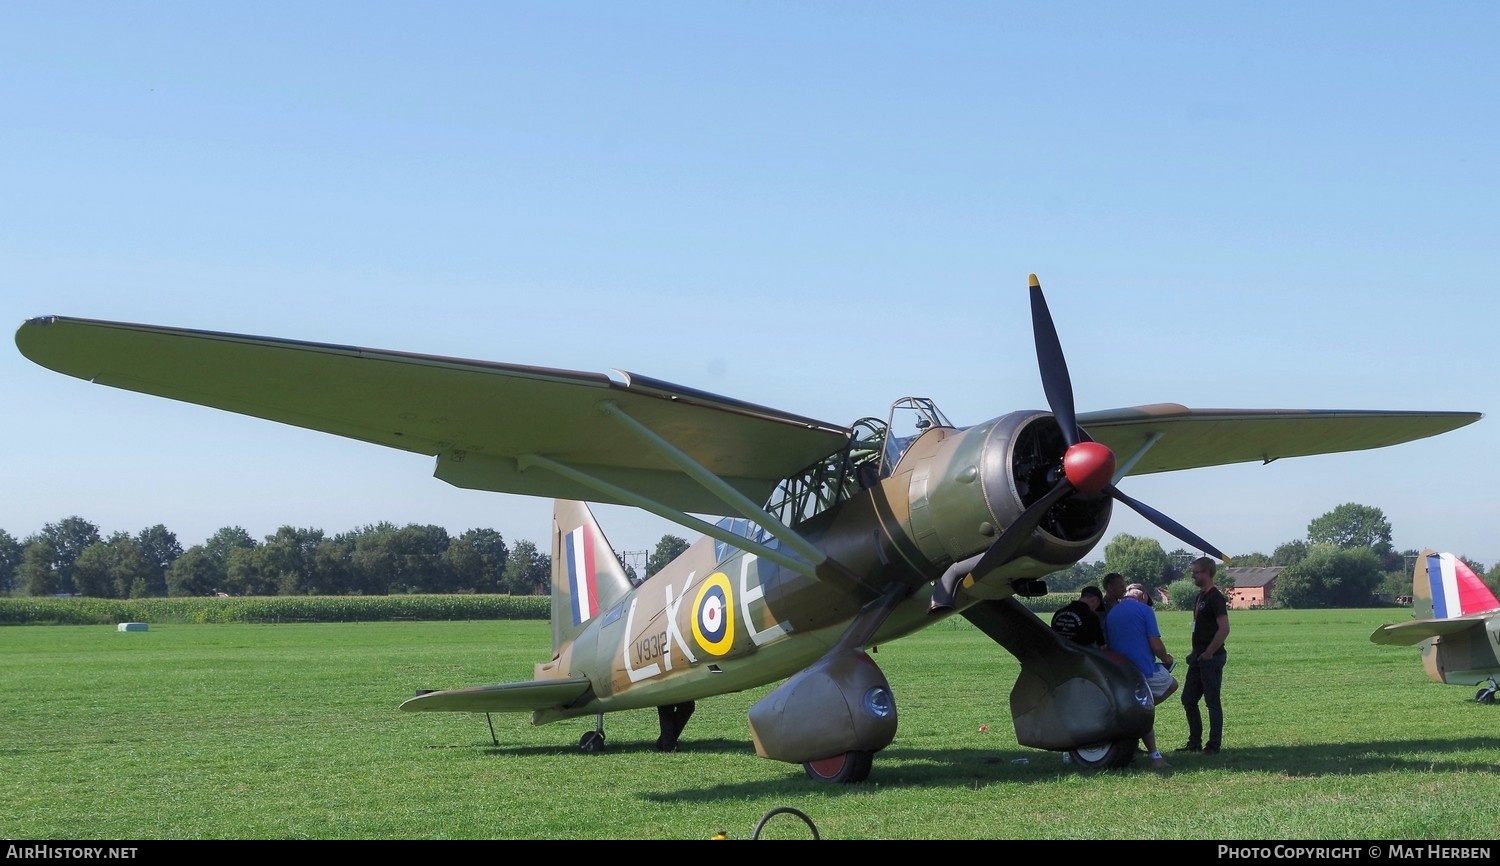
[
  {"xmin": 15, "ymin": 316, "xmax": 852, "ymax": 516},
  {"xmin": 1078, "ymin": 403, "xmax": 1481, "ymax": 476}
]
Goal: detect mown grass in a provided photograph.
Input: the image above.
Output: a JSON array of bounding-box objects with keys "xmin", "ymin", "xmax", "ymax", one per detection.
[{"xmin": 2, "ymin": 609, "xmax": 1496, "ymax": 840}]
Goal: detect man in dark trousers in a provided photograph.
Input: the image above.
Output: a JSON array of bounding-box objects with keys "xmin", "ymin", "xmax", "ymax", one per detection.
[
  {"xmin": 1050, "ymin": 586, "xmax": 1105, "ymax": 647},
  {"xmin": 1178, "ymin": 556, "xmax": 1231, "ymax": 755}
]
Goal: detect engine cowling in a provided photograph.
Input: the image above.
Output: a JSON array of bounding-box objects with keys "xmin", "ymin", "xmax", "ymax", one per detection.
[{"xmin": 899, "ymin": 410, "xmax": 1112, "ymax": 576}]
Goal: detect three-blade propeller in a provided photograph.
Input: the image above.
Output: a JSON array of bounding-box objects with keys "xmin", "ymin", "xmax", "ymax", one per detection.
[{"xmin": 929, "ymin": 274, "xmax": 1226, "ymax": 612}]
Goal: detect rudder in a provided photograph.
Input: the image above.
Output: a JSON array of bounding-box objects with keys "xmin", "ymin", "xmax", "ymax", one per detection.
[
  {"xmin": 549, "ymin": 500, "xmax": 635, "ymax": 652},
  {"xmin": 1419, "ymin": 549, "xmax": 1500, "ymax": 620}
]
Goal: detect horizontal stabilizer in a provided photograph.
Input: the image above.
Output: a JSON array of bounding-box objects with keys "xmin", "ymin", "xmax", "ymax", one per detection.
[
  {"xmin": 398, "ymin": 677, "xmax": 592, "ymax": 713},
  {"xmin": 1369, "ymin": 616, "xmax": 1489, "ymax": 647}
]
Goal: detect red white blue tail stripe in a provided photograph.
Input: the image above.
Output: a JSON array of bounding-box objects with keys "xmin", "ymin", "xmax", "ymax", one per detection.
[
  {"xmin": 565, "ymin": 525, "xmax": 599, "ymax": 626},
  {"xmin": 1426, "ymin": 551, "xmax": 1500, "ymax": 619}
]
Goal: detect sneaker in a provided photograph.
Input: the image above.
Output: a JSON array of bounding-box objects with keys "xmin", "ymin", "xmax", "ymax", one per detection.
[
  {"xmin": 1202, "ymin": 745, "xmax": 1220, "ymax": 756},
  {"xmin": 1175, "ymin": 743, "xmax": 1202, "ymax": 752}
]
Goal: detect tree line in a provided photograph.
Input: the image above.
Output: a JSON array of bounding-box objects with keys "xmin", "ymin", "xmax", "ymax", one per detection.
[
  {"xmin": 1043, "ymin": 502, "xmax": 1500, "ymax": 609},
  {"xmin": 3, "ymin": 502, "xmax": 1495, "ymax": 608},
  {"xmin": 0, "ymin": 516, "xmax": 696, "ymax": 599}
]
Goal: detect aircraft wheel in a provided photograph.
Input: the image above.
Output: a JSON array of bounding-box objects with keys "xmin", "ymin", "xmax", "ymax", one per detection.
[
  {"xmin": 1067, "ymin": 739, "xmax": 1138, "ymax": 771},
  {"xmin": 802, "ymin": 750, "xmax": 873, "ymax": 784},
  {"xmin": 1476, "ymin": 688, "xmax": 1496, "ymax": 704},
  {"xmin": 578, "ymin": 730, "xmax": 606, "ymax": 753}
]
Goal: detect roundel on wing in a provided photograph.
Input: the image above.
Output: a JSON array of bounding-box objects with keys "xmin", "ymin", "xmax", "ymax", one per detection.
[{"xmin": 691, "ymin": 572, "xmax": 735, "ymax": 656}]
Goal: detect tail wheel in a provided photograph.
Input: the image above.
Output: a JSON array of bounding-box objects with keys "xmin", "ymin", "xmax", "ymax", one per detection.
[
  {"xmin": 1067, "ymin": 739, "xmax": 1138, "ymax": 771},
  {"xmin": 1476, "ymin": 688, "xmax": 1496, "ymax": 704},
  {"xmin": 803, "ymin": 750, "xmax": 873, "ymax": 783},
  {"xmin": 578, "ymin": 730, "xmax": 606, "ymax": 753}
]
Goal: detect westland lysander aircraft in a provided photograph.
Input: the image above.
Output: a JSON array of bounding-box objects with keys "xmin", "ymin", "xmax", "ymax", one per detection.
[
  {"xmin": 16, "ymin": 275, "xmax": 1483, "ymax": 781},
  {"xmin": 1371, "ymin": 550, "xmax": 1500, "ymax": 703}
]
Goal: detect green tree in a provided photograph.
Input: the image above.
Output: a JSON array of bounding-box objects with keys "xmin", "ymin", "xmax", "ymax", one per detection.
[
  {"xmin": 392, "ymin": 524, "xmax": 454, "ymax": 593},
  {"xmin": 0, "ymin": 529, "xmax": 22, "ymax": 595},
  {"xmin": 225, "ymin": 546, "xmax": 281, "ymax": 596},
  {"xmin": 1307, "ymin": 503, "xmax": 1393, "ymax": 555},
  {"xmin": 204, "ymin": 526, "xmax": 257, "ymax": 564},
  {"xmin": 1102, "ymin": 534, "xmax": 1170, "ymax": 588},
  {"xmin": 1165, "ymin": 577, "xmax": 1200, "ymax": 610},
  {"xmin": 1229, "ymin": 551, "xmax": 1271, "ymax": 567},
  {"xmin": 18, "ymin": 539, "xmax": 59, "ymax": 596},
  {"xmin": 350, "ymin": 523, "xmax": 452, "ymax": 594},
  {"xmin": 443, "ymin": 528, "xmax": 507, "ymax": 593},
  {"xmin": 181, "ymin": 527, "xmax": 258, "ymax": 596},
  {"xmin": 503, "ymin": 539, "xmax": 550, "ymax": 595},
  {"xmin": 257, "ymin": 526, "xmax": 327, "ymax": 595},
  {"xmin": 37, "ymin": 517, "xmax": 102, "ymax": 595},
  {"xmin": 309, "ymin": 535, "xmax": 356, "ymax": 595},
  {"xmin": 645, "ymin": 535, "xmax": 690, "ymax": 579},
  {"xmin": 1274, "ymin": 545, "xmax": 1384, "ymax": 608},
  {"xmin": 69, "ymin": 533, "xmax": 154, "ymax": 598},
  {"xmin": 1046, "ymin": 559, "xmax": 1106, "ymax": 594},
  {"xmin": 106, "ymin": 533, "xmax": 155, "ymax": 598},
  {"xmin": 617, "ymin": 553, "xmax": 640, "ymax": 586},
  {"xmin": 350, "ymin": 523, "xmax": 400, "ymax": 595},
  {"xmin": 72, "ymin": 541, "xmax": 117, "ymax": 597},
  {"xmin": 1273, "ymin": 539, "xmax": 1310, "ymax": 567},
  {"xmin": 134, "ymin": 524, "xmax": 182, "ymax": 597},
  {"xmin": 1485, "ymin": 563, "xmax": 1500, "ymax": 598},
  {"xmin": 166, "ymin": 547, "xmax": 223, "ymax": 597}
]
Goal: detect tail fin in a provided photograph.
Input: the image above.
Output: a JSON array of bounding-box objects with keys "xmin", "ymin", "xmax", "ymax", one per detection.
[
  {"xmin": 549, "ymin": 499, "xmax": 635, "ymax": 651},
  {"xmin": 1417, "ymin": 549, "xmax": 1500, "ymax": 620}
]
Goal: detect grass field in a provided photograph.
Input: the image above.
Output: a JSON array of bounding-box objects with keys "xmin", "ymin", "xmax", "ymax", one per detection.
[{"xmin": 3, "ymin": 608, "xmax": 1497, "ymax": 840}]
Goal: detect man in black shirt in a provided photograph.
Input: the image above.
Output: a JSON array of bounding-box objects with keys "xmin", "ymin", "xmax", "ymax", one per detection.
[
  {"xmin": 1178, "ymin": 556, "xmax": 1231, "ymax": 755},
  {"xmin": 1050, "ymin": 585, "xmax": 1105, "ymax": 647}
]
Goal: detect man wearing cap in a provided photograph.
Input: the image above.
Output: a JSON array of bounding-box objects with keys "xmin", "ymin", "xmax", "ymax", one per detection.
[
  {"xmin": 1050, "ymin": 586, "xmax": 1105, "ymax": 647},
  {"xmin": 1127, "ymin": 581, "xmax": 1155, "ymax": 607},
  {"xmin": 1106, "ymin": 586, "xmax": 1178, "ymax": 769}
]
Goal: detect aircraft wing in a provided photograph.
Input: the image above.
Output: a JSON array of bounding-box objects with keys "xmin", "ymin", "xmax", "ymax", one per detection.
[
  {"xmin": 1369, "ymin": 614, "xmax": 1494, "ymax": 647},
  {"xmin": 14, "ymin": 317, "xmax": 852, "ymax": 515},
  {"xmin": 399, "ymin": 677, "xmax": 593, "ymax": 713},
  {"xmin": 1078, "ymin": 404, "xmax": 1482, "ymax": 476}
]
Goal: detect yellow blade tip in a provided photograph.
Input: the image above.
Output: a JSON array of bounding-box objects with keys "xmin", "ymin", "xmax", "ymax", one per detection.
[{"xmin": 1028, "ymin": 273, "xmax": 1040, "ymax": 287}]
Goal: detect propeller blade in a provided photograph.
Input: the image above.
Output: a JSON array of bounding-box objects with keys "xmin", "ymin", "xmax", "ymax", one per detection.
[
  {"xmin": 1107, "ymin": 486, "xmax": 1228, "ymax": 562},
  {"xmin": 1030, "ymin": 273, "xmax": 1079, "ymax": 446},
  {"xmin": 928, "ymin": 273, "xmax": 1229, "ymax": 614}
]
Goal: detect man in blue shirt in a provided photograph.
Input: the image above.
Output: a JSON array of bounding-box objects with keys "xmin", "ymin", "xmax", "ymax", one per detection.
[{"xmin": 1106, "ymin": 587, "xmax": 1178, "ymax": 768}]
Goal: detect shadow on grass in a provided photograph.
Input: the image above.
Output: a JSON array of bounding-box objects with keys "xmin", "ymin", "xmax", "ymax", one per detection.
[
  {"xmin": 630, "ymin": 735, "xmax": 1500, "ymax": 802},
  {"xmin": 424, "ymin": 720, "xmax": 1498, "ymax": 802},
  {"xmin": 419, "ymin": 735, "xmax": 757, "ymax": 758}
]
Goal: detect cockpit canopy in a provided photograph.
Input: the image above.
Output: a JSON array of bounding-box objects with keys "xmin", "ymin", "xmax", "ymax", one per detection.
[{"xmin": 762, "ymin": 396, "xmax": 956, "ymax": 528}]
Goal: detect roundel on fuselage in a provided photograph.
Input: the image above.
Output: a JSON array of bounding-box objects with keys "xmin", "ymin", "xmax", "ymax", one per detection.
[{"xmin": 691, "ymin": 572, "xmax": 735, "ymax": 656}]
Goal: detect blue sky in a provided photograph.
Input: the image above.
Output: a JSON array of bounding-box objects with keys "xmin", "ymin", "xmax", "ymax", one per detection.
[{"xmin": 4, "ymin": 2, "xmax": 1497, "ymax": 568}]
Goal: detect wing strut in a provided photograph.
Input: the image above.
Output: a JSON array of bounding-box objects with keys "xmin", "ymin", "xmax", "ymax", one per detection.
[
  {"xmin": 1111, "ymin": 431, "xmax": 1163, "ymax": 482},
  {"xmin": 518, "ymin": 453, "xmax": 818, "ymax": 578},
  {"xmin": 595, "ymin": 400, "xmax": 830, "ymax": 570},
  {"xmin": 513, "ymin": 398, "xmax": 847, "ymax": 581}
]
